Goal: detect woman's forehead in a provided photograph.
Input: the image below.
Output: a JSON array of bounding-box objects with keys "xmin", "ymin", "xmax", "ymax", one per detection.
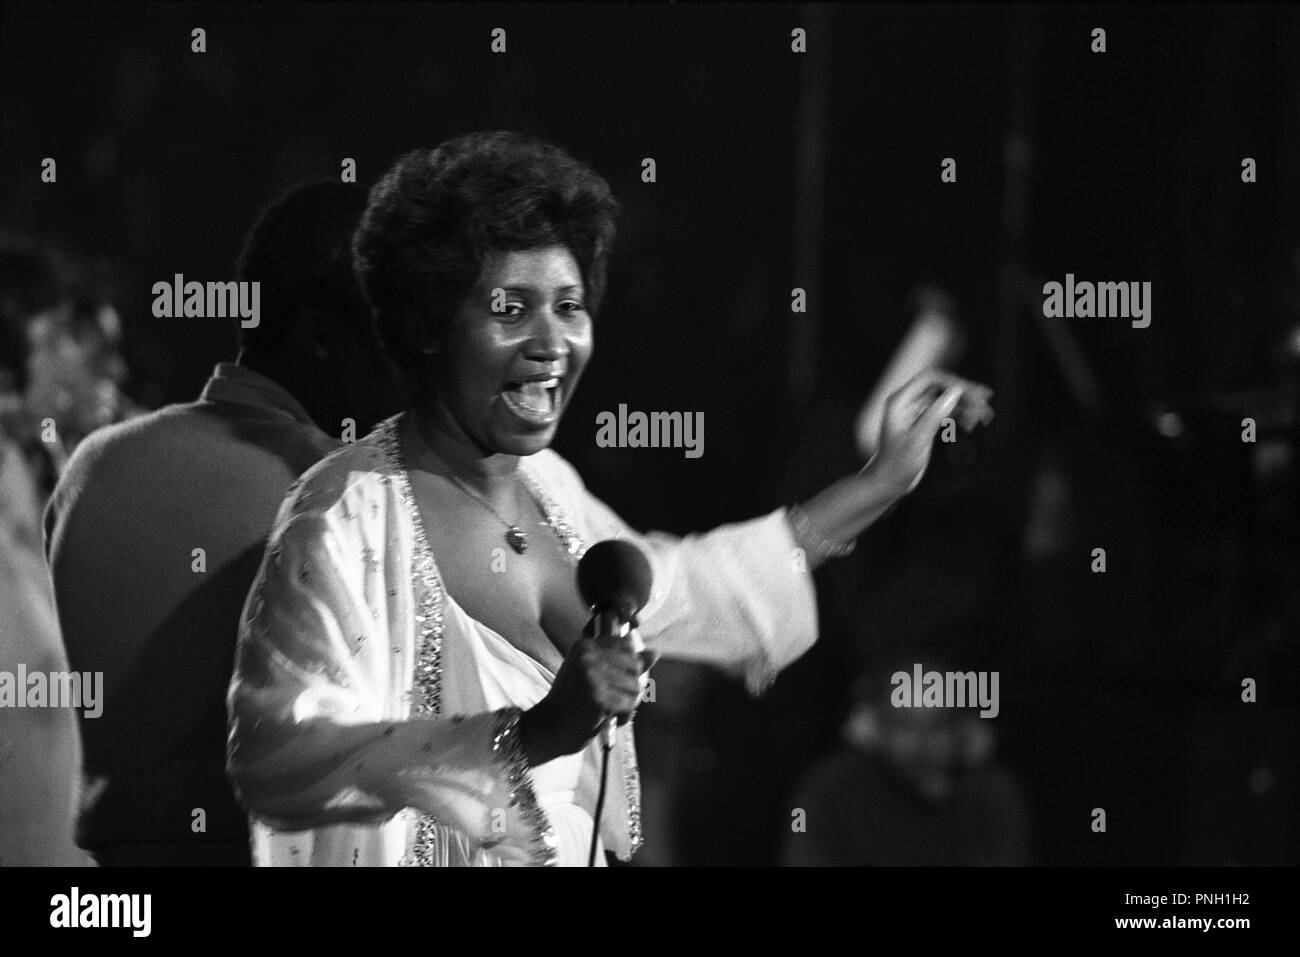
[{"xmin": 478, "ymin": 246, "xmax": 582, "ymax": 288}]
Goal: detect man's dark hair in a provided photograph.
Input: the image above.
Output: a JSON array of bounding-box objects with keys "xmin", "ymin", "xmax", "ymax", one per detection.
[
  {"xmin": 234, "ymin": 181, "xmax": 371, "ymax": 359},
  {"xmin": 0, "ymin": 233, "xmax": 68, "ymax": 393},
  {"xmin": 353, "ymin": 131, "xmax": 620, "ymax": 376}
]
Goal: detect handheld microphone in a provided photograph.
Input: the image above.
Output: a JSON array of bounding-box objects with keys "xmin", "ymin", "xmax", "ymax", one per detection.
[{"xmin": 576, "ymin": 539, "xmax": 654, "ymax": 749}]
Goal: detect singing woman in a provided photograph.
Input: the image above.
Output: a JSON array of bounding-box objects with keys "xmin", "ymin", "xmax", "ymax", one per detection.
[{"xmin": 225, "ymin": 131, "xmax": 993, "ymax": 866}]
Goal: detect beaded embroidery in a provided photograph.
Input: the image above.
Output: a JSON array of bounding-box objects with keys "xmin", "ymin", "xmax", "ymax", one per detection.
[
  {"xmin": 380, "ymin": 414, "xmax": 560, "ymax": 867},
  {"xmin": 518, "ymin": 459, "xmax": 643, "ymax": 859},
  {"xmin": 491, "ymin": 707, "xmax": 561, "ymax": 865}
]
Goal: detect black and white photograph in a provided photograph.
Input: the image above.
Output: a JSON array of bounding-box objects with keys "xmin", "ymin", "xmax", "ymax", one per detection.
[{"xmin": 0, "ymin": 0, "xmax": 1294, "ymax": 938}]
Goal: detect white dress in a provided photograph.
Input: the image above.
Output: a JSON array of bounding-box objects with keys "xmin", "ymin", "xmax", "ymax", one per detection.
[{"xmin": 226, "ymin": 413, "xmax": 818, "ymax": 866}]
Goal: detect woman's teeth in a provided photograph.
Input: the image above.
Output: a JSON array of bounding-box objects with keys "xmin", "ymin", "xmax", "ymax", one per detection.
[{"xmin": 502, "ymin": 378, "xmax": 560, "ymax": 421}]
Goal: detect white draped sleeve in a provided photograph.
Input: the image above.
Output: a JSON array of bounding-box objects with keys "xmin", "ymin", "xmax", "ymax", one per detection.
[
  {"xmin": 528, "ymin": 452, "xmax": 819, "ymax": 694},
  {"xmin": 226, "ymin": 463, "xmax": 556, "ymax": 866}
]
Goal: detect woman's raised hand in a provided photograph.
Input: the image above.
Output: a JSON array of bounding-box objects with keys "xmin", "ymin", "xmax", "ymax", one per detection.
[{"xmin": 868, "ymin": 368, "xmax": 994, "ymax": 496}]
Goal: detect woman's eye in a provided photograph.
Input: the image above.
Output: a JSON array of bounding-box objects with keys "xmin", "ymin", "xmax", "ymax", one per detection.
[
  {"xmin": 501, "ymin": 302, "xmax": 526, "ymax": 318},
  {"xmin": 558, "ymin": 300, "xmax": 586, "ymax": 315}
]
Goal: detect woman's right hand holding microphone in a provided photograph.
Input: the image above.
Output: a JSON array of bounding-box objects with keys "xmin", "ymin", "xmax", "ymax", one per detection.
[{"xmin": 517, "ymin": 621, "xmax": 651, "ymax": 766}]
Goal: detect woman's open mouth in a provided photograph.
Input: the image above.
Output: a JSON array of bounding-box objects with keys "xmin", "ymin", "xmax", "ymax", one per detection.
[{"xmin": 501, "ymin": 377, "xmax": 562, "ymax": 425}]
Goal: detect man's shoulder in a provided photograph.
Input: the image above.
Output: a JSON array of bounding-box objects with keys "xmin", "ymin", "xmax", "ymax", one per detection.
[
  {"xmin": 44, "ymin": 403, "xmax": 207, "ymax": 549},
  {"xmin": 48, "ymin": 398, "xmax": 339, "ymax": 525},
  {"xmin": 284, "ymin": 417, "xmax": 399, "ymax": 511},
  {"xmin": 54, "ymin": 403, "xmax": 203, "ymax": 489}
]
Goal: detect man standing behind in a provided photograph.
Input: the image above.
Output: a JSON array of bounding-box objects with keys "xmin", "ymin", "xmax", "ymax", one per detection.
[{"xmin": 45, "ymin": 182, "xmax": 406, "ymax": 866}]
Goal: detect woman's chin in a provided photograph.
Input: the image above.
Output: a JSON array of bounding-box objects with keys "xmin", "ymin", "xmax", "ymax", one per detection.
[
  {"xmin": 487, "ymin": 419, "xmax": 561, "ymax": 457},
  {"xmin": 489, "ymin": 397, "xmax": 565, "ymax": 455},
  {"xmin": 498, "ymin": 431, "xmax": 555, "ymax": 456}
]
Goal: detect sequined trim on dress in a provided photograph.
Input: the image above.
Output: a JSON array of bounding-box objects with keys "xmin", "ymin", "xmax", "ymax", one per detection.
[
  {"xmin": 382, "ymin": 414, "xmax": 558, "ymax": 867},
  {"xmin": 376, "ymin": 417, "xmax": 446, "ymax": 867},
  {"xmin": 519, "ymin": 460, "xmax": 643, "ymax": 860},
  {"xmin": 491, "ymin": 706, "xmax": 560, "ymax": 865}
]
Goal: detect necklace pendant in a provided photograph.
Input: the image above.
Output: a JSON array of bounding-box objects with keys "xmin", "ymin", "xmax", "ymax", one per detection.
[{"xmin": 505, "ymin": 527, "xmax": 528, "ymax": 554}]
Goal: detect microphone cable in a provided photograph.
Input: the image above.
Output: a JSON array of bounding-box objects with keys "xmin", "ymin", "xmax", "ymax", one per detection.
[{"xmin": 587, "ymin": 735, "xmax": 613, "ymax": 867}]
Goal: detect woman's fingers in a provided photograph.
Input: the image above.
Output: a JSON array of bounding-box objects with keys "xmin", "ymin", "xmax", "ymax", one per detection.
[
  {"xmin": 956, "ymin": 391, "xmax": 995, "ymax": 431},
  {"xmin": 889, "ymin": 368, "xmax": 969, "ymax": 413},
  {"xmin": 602, "ymin": 690, "xmax": 642, "ymax": 717},
  {"xmin": 595, "ymin": 659, "xmax": 644, "ymax": 694},
  {"xmin": 917, "ymin": 384, "xmax": 964, "ymax": 436},
  {"xmin": 596, "ymin": 679, "xmax": 643, "ymax": 719},
  {"xmin": 587, "ymin": 646, "xmax": 643, "ymax": 702},
  {"xmin": 596, "ymin": 645, "xmax": 643, "ymax": 676},
  {"xmin": 916, "ymin": 377, "xmax": 994, "ymax": 438},
  {"xmin": 887, "ymin": 369, "xmax": 993, "ymax": 433},
  {"xmin": 590, "ymin": 646, "xmax": 645, "ymax": 722}
]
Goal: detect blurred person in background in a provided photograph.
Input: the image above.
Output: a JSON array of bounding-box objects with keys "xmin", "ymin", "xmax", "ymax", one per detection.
[
  {"xmin": 25, "ymin": 294, "xmax": 137, "ymax": 477},
  {"xmin": 44, "ymin": 181, "xmax": 407, "ymax": 866},
  {"xmin": 782, "ymin": 649, "xmax": 1031, "ymax": 866},
  {"xmin": 0, "ymin": 232, "xmax": 93, "ymax": 865}
]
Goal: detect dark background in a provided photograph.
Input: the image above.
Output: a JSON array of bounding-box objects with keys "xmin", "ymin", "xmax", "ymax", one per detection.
[{"xmin": 3, "ymin": 1, "xmax": 1296, "ymax": 864}]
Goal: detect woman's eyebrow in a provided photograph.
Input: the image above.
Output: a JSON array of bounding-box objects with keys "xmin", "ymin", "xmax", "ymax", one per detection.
[{"xmin": 497, "ymin": 283, "xmax": 584, "ymax": 294}]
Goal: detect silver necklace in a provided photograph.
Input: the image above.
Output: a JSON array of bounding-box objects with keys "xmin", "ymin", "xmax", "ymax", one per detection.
[
  {"xmin": 414, "ymin": 412, "xmax": 533, "ymax": 555},
  {"xmin": 445, "ymin": 471, "xmax": 531, "ymax": 554}
]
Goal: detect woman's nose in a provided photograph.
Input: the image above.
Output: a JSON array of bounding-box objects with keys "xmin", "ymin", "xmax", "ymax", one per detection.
[{"xmin": 525, "ymin": 310, "xmax": 570, "ymax": 359}]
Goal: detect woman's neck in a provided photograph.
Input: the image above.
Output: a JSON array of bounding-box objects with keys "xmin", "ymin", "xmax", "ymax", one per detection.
[{"xmin": 409, "ymin": 402, "xmax": 520, "ymax": 498}]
